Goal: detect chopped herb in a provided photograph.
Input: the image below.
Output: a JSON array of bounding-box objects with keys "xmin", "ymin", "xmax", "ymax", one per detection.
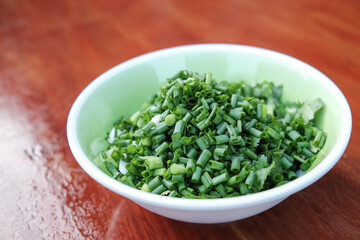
[{"xmin": 95, "ymin": 71, "xmax": 326, "ymax": 198}]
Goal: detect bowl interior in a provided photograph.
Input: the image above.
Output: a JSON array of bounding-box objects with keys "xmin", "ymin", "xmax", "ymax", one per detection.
[{"xmin": 75, "ymin": 45, "xmax": 344, "ymax": 173}]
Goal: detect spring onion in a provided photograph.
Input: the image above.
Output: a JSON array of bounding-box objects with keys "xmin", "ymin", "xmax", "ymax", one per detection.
[{"xmin": 95, "ymin": 70, "xmax": 326, "ymax": 198}]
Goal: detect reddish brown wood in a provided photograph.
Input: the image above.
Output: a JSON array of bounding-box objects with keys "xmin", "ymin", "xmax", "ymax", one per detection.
[{"xmin": 1, "ymin": 0, "xmax": 359, "ymax": 239}]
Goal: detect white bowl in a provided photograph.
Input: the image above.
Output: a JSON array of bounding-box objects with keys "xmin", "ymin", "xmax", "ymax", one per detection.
[{"xmin": 67, "ymin": 44, "xmax": 352, "ymax": 223}]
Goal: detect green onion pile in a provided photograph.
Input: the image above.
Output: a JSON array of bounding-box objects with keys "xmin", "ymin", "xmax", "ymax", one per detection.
[{"xmin": 95, "ymin": 70, "xmax": 326, "ymax": 198}]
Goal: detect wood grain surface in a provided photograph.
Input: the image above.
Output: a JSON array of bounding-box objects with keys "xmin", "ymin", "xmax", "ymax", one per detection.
[{"xmin": 1, "ymin": 0, "xmax": 359, "ymax": 239}]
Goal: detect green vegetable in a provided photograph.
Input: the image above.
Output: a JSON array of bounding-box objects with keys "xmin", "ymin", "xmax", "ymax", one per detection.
[
  {"xmin": 95, "ymin": 70, "xmax": 326, "ymax": 198},
  {"xmin": 298, "ymin": 98, "xmax": 324, "ymax": 124}
]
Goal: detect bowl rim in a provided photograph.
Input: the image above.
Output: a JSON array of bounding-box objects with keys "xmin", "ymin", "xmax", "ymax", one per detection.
[{"xmin": 67, "ymin": 43, "xmax": 352, "ymax": 211}]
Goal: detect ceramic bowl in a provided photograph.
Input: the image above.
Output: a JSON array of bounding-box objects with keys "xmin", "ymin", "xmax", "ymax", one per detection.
[{"xmin": 67, "ymin": 44, "xmax": 351, "ymax": 223}]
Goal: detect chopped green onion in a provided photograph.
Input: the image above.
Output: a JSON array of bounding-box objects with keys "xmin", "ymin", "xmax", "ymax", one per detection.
[
  {"xmin": 212, "ymin": 173, "xmax": 229, "ymax": 185},
  {"xmin": 196, "ymin": 136, "xmax": 210, "ymax": 150},
  {"xmin": 230, "ymin": 156, "xmax": 242, "ymax": 173},
  {"xmin": 144, "ymin": 156, "xmax": 164, "ymax": 170},
  {"xmin": 196, "ymin": 149, "xmax": 212, "ymax": 168},
  {"xmin": 152, "ymin": 184, "xmax": 167, "ymax": 194},
  {"xmin": 96, "ymin": 70, "xmax": 326, "ymax": 199},
  {"xmin": 245, "ymin": 171, "xmax": 256, "ymax": 189},
  {"xmin": 215, "ymin": 134, "xmax": 229, "ymax": 144},
  {"xmin": 201, "ymin": 172, "xmax": 213, "ymax": 189},
  {"xmin": 227, "ymin": 175, "xmax": 241, "ymax": 185},
  {"xmin": 172, "ymin": 174, "xmax": 184, "ymax": 183},
  {"xmin": 208, "ymin": 160, "xmax": 225, "ymax": 170},
  {"xmin": 155, "ymin": 142, "xmax": 169, "ymax": 156},
  {"xmin": 185, "ymin": 158, "xmax": 196, "ymax": 177},
  {"xmin": 288, "ymin": 130, "xmax": 302, "ymax": 142},
  {"xmin": 148, "ymin": 176, "xmax": 162, "ymax": 191},
  {"xmin": 169, "ymin": 163, "xmax": 186, "ymax": 175},
  {"xmin": 191, "ymin": 166, "xmax": 203, "ymax": 183},
  {"xmin": 215, "ymin": 184, "xmax": 227, "ymax": 197}
]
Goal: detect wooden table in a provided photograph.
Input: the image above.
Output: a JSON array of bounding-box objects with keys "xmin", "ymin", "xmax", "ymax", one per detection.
[{"xmin": 1, "ymin": 0, "xmax": 359, "ymax": 239}]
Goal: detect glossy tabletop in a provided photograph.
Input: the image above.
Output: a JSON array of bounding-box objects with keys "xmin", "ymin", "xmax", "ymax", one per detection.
[{"xmin": 1, "ymin": 0, "xmax": 359, "ymax": 239}]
